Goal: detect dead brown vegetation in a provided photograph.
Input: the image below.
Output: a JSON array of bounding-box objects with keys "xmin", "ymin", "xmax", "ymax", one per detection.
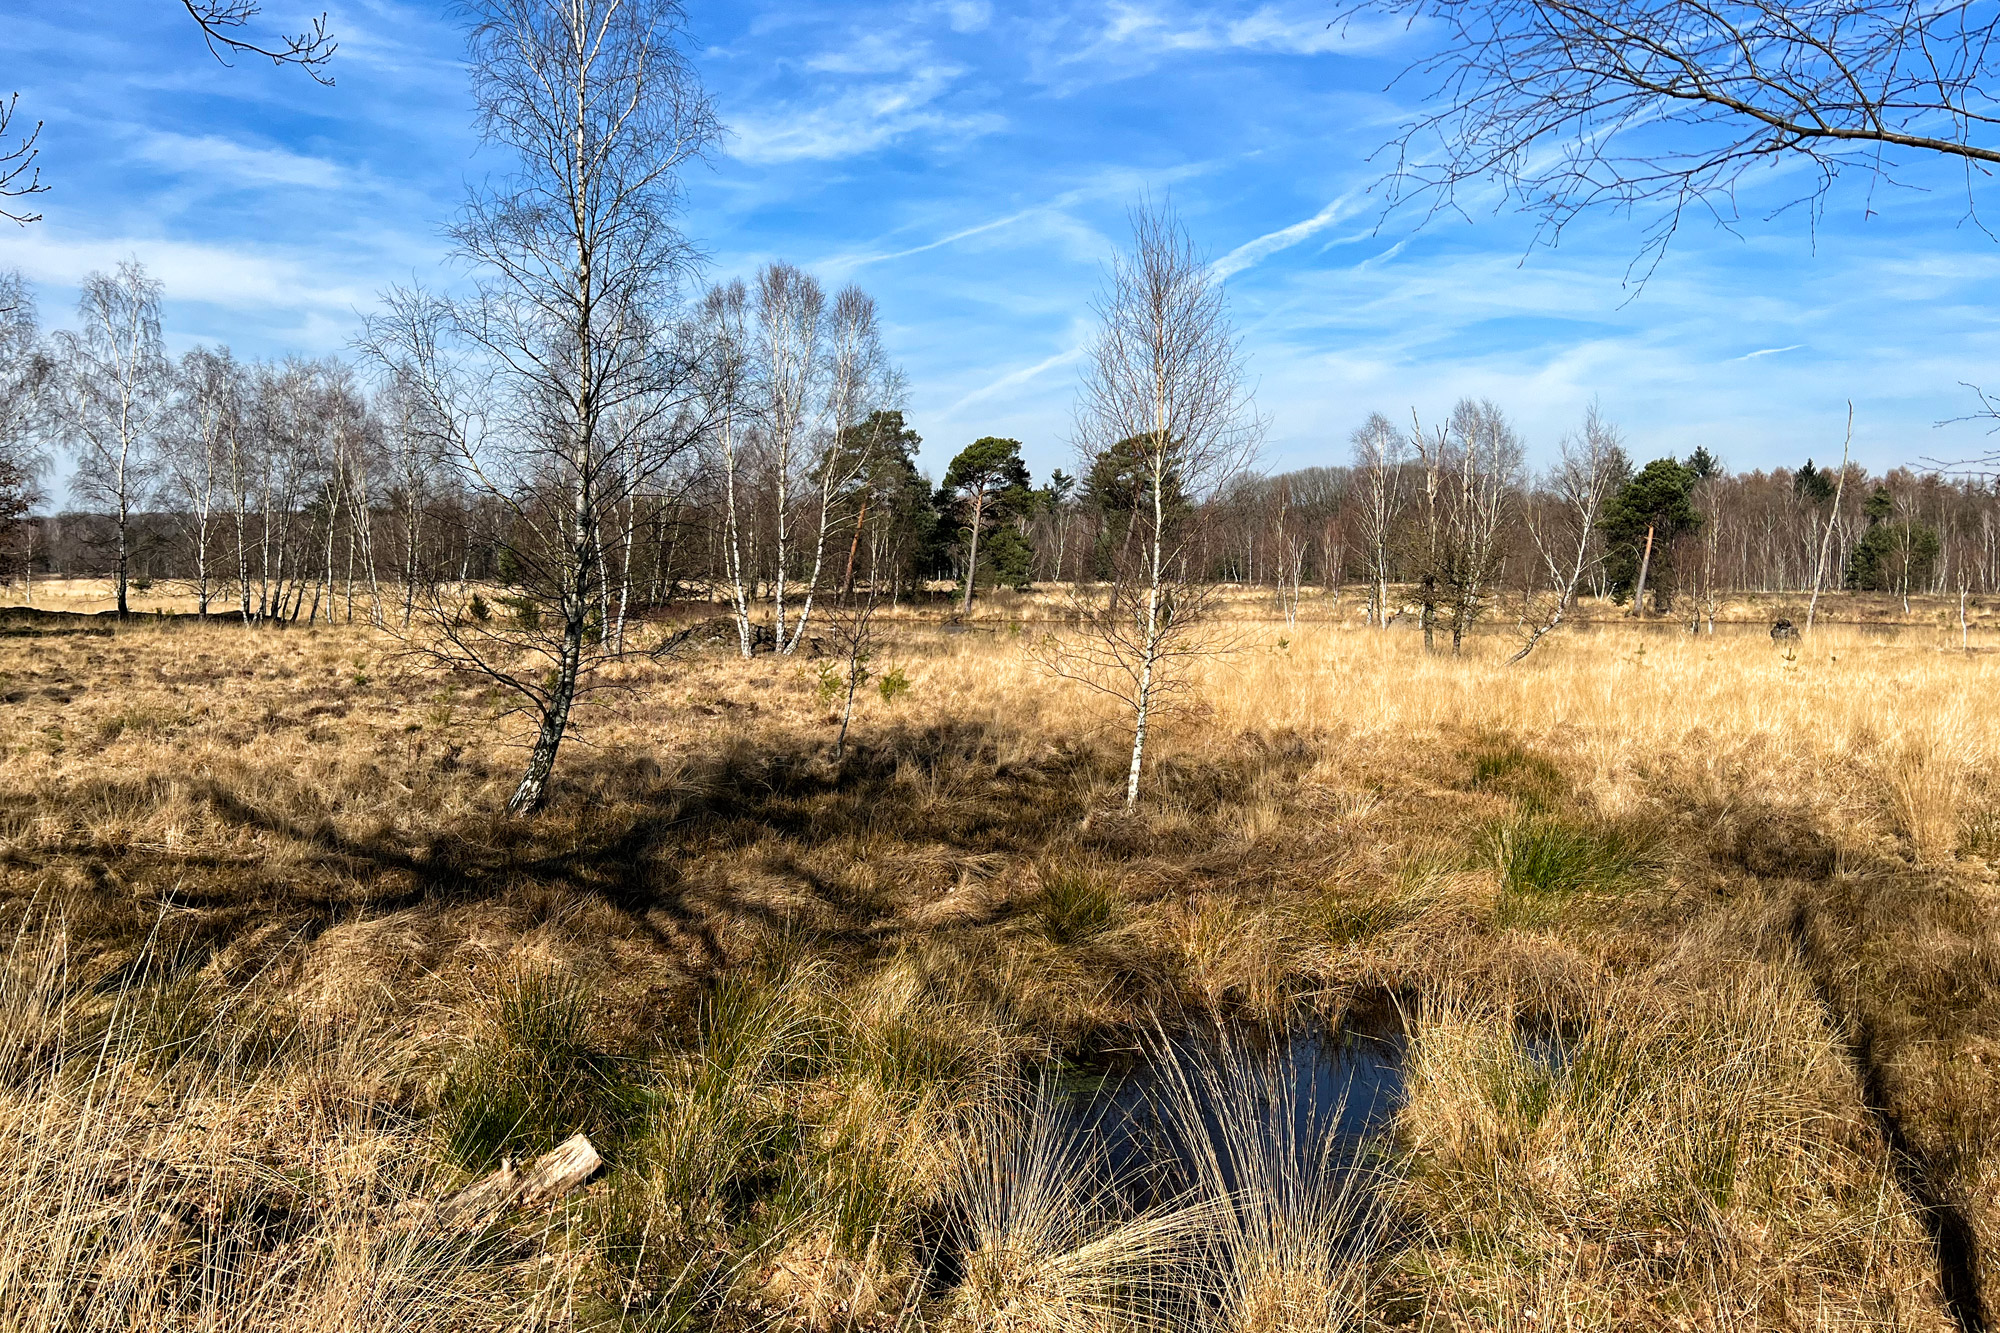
[{"xmin": 2, "ymin": 595, "xmax": 1997, "ymax": 1329}]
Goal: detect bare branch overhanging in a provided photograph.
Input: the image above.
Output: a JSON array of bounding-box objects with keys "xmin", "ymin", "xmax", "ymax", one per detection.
[{"xmin": 1349, "ymin": 0, "xmax": 2000, "ymax": 279}]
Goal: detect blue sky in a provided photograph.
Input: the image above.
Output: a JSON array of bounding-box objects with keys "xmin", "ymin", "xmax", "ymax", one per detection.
[{"xmin": 6, "ymin": 0, "xmax": 2000, "ymax": 490}]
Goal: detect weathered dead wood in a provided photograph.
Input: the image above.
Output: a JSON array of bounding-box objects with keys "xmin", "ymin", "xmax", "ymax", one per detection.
[{"xmin": 439, "ymin": 1132, "xmax": 602, "ymax": 1228}]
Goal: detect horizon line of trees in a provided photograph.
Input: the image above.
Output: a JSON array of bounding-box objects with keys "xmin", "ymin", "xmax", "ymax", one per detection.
[
  {"xmin": 3, "ymin": 266, "xmax": 1993, "ymax": 633},
  {"xmin": 3, "ymin": 265, "xmax": 1987, "ymax": 639}
]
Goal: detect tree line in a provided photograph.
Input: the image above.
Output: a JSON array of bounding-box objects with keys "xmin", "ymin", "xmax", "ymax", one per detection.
[{"xmin": 2, "ymin": 259, "xmax": 1990, "ymax": 638}]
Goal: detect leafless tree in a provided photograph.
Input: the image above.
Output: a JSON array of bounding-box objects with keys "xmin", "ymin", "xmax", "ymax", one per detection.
[
  {"xmin": 786, "ymin": 284, "xmax": 891, "ymax": 652},
  {"xmin": 1806, "ymin": 403, "xmax": 1854, "ymax": 631},
  {"xmin": 0, "ymin": 270, "xmax": 45, "ymax": 451},
  {"xmin": 240, "ymin": 358, "xmax": 326, "ymax": 620},
  {"xmin": 1406, "ymin": 399, "xmax": 1521, "ymax": 652},
  {"xmin": 1359, "ymin": 0, "xmax": 2000, "ymax": 279},
  {"xmin": 1510, "ymin": 402, "xmax": 1624, "ymax": 661},
  {"xmin": 820, "ymin": 586, "xmax": 883, "ymax": 761},
  {"xmin": 755, "ymin": 263, "xmax": 825, "ymax": 654},
  {"xmin": 1442, "ymin": 399, "xmax": 1523, "ymax": 652},
  {"xmin": 53, "ymin": 263, "xmax": 171, "ymax": 616},
  {"xmin": 361, "ymin": 0, "xmax": 717, "ymax": 814},
  {"xmin": 166, "ymin": 347, "xmax": 241, "ymax": 616},
  {"xmin": 1033, "ymin": 201, "xmax": 1261, "ymax": 812},
  {"xmin": 0, "ymin": 96, "xmax": 44, "ymax": 226},
  {"xmin": 1271, "ymin": 479, "xmax": 1308, "ymax": 627},
  {"xmin": 0, "ymin": 271, "xmax": 46, "ymax": 587},
  {"xmin": 1688, "ymin": 464, "xmax": 1725, "ymax": 631},
  {"xmin": 375, "ymin": 363, "xmax": 446, "ymax": 627},
  {"xmin": 299, "ymin": 361, "xmax": 375, "ymax": 624},
  {"xmin": 1406, "ymin": 410, "xmax": 1450, "ymax": 649},
  {"xmin": 1351, "ymin": 411, "xmax": 1406, "ymax": 627},
  {"xmin": 693, "ymin": 279, "xmax": 759, "ymax": 655}
]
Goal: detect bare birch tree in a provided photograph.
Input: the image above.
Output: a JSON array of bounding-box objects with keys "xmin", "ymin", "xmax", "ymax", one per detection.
[
  {"xmin": 1351, "ymin": 411, "xmax": 1405, "ymax": 628},
  {"xmin": 167, "ymin": 346, "xmax": 241, "ymax": 616},
  {"xmin": 755, "ymin": 263, "xmax": 825, "ymax": 655},
  {"xmin": 1358, "ymin": 0, "xmax": 2000, "ymax": 279},
  {"xmin": 784, "ymin": 284, "xmax": 888, "ymax": 653},
  {"xmin": 693, "ymin": 280, "xmax": 758, "ymax": 655},
  {"xmin": 376, "ymin": 364, "xmax": 445, "ymax": 627},
  {"xmin": 1032, "ymin": 201, "xmax": 1261, "ymax": 812},
  {"xmin": 1442, "ymin": 398, "xmax": 1523, "ymax": 652},
  {"xmin": 1805, "ymin": 403, "xmax": 1853, "ymax": 633},
  {"xmin": 0, "ymin": 271, "xmax": 46, "ymax": 588},
  {"xmin": 361, "ymin": 0, "xmax": 717, "ymax": 814},
  {"xmin": 54, "ymin": 262, "xmax": 171, "ymax": 616},
  {"xmin": 1510, "ymin": 403, "xmax": 1624, "ymax": 662}
]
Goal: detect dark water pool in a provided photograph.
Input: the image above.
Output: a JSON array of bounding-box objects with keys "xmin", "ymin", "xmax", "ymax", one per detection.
[{"xmin": 1050, "ymin": 1016, "xmax": 1408, "ymax": 1214}]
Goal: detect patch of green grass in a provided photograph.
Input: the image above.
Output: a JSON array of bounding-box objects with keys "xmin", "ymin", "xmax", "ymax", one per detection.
[
  {"xmin": 1480, "ymin": 814, "xmax": 1654, "ymax": 927},
  {"xmin": 1032, "ymin": 866, "xmax": 1120, "ymax": 946}
]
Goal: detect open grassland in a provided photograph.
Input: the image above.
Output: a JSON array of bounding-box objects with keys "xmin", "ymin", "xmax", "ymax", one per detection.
[{"xmin": 3, "ymin": 586, "xmax": 1999, "ymax": 1330}]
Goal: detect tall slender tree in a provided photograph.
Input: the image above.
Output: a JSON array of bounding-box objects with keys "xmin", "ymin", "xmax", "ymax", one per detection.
[
  {"xmin": 362, "ymin": 0, "xmax": 718, "ymax": 814},
  {"xmin": 54, "ymin": 262, "xmax": 171, "ymax": 616},
  {"xmin": 1034, "ymin": 201, "xmax": 1260, "ymax": 811},
  {"xmin": 0, "ymin": 270, "xmax": 46, "ymax": 587},
  {"xmin": 1351, "ymin": 412, "xmax": 1405, "ymax": 628},
  {"xmin": 942, "ymin": 436, "xmax": 1030, "ymax": 615}
]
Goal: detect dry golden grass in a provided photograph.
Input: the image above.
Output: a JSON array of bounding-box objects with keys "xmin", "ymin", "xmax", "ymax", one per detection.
[{"xmin": 3, "ymin": 583, "xmax": 1999, "ymax": 1329}]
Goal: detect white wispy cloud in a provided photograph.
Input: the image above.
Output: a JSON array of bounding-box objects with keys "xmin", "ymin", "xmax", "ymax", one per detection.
[
  {"xmin": 727, "ymin": 50, "xmax": 1000, "ymax": 162},
  {"xmin": 1212, "ymin": 190, "xmax": 1364, "ymax": 278},
  {"xmin": 6, "ymin": 228, "xmax": 378, "ymax": 315},
  {"xmin": 1738, "ymin": 344, "xmax": 1804, "ymax": 359},
  {"xmin": 940, "ymin": 0, "xmax": 993, "ymax": 33},
  {"xmin": 943, "ymin": 343, "xmax": 1086, "ymax": 416},
  {"xmin": 128, "ymin": 131, "xmax": 345, "ymax": 190},
  {"xmin": 846, "ymin": 206, "xmax": 1046, "ymax": 267},
  {"xmin": 1094, "ymin": 1, "xmax": 1403, "ymax": 58}
]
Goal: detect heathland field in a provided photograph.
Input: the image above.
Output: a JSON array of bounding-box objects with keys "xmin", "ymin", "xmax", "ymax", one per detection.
[{"xmin": 4, "ymin": 584, "xmax": 1999, "ymax": 1331}]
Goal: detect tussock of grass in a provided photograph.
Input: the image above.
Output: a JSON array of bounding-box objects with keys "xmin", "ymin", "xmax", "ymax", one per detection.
[
  {"xmin": 947, "ymin": 1079, "xmax": 1212, "ymax": 1333},
  {"xmin": 436, "ymin": 962, "xmax": 634, "ymax": 1170},
  {"xmin": 1467, "ymin": 740, "xmax": 1569, "ymax": 813},
  {"xmin": 1395, "ymin": 976, "xmax": 1951, "ymax": 1328},
  {"xmin": 0, "ymin": 921, "xmax": 541, "ymax": 1333},
  {"xmin": 1033, "ymin": 865, "xmax": 1121, "ymax": 946},
  {"xmin": 1156, "ymin": 1026, "xmax": 1396, "ymax": 1333},
  {"xmin": 1479, "ymin": 813, "xmax": 1657, "ymax": 927}
]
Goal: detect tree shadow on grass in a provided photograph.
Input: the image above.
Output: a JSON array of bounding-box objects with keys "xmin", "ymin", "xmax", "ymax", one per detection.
[{"xmin": 0, "ymin": 719, "xmax": 1122, "ymax": 977}]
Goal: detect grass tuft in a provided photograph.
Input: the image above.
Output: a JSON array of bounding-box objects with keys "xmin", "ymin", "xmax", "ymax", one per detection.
[
  {"xmin": 436, "ymin": 963, "xmax": 633, "ymax": 1170},
  {"xmin": 1480, "ymin": 813, "xmax": 1653, "ymax": 924},
  {"xmin": 1466, "ymin": 740, "xmax": 1569, "ymax": 812},
  {"xmin": 1034, "ymin": 866, "xmax": 1121, "ymax": 946}
]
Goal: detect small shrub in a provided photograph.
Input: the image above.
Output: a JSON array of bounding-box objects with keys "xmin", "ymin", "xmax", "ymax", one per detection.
[
  {"xmin": 130, "ymin": 577, "xmax": 153, "ymax": 593},
  {"xmin": 1033, "ymin": 866, "xmax": 1119, "ymax": 946},
  {"xmin": 876, "ymin": 667, "xmax": 911, "ymax": 704},
  {"xmin": 813, "ymin": 660, "xmax": 846, "ymax": 707},
  {"xmin": 467, "ymin": 592, "xmax": 491, "ymax": 623},
  {"xmin": 500, "ymin": 595, "xmax": 541, "ymax": 632}
]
